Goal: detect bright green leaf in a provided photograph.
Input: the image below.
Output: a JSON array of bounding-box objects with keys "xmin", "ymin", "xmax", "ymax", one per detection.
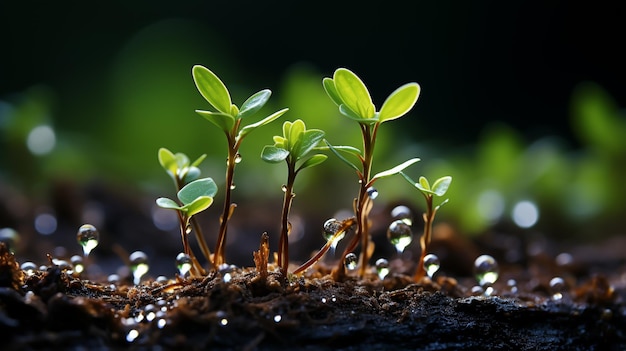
[
  {"xmin": 431, "ymin": 176, "xmax": 452, "ymax": 196},
  {"xmin": 418, "ymin": 176, "xmax": 430, "ymax": 192},
  {"xmin": 192, "ymin": 65, "xmax": 232, "ymax": 114},
  {"xmin": 323, "ymin": 77, "xmax": 343, "ymax": 106},
  {"xmin": 371, "ymin": 158, "xmax": 420, "ymax": 181},
  {"xmin": 195, "ymin": 110, "xmax": 236, "ymax": 132},
  {"xmin": 190, "ymin": 154, "xmax": 207, "ymax": 168},
  {"xmin": 174, "ymin": 153, "xmax": 190, "ymax": 170},
  {"xmin": 298, "ymin": 154, "xmax": 327, "ymax": 171},
  {"xmin": 238, "ymin": 108, "xmax": 288, "ymax": 140},
  {"xmin": 261, "ymin": 146, "xmax": 290, "ymax": 163},
  {"xmin": 289, "ymin": 119, "xmax": 306, "ymax": 152},
  {"xmin": 378, "ymin": 83, "xmax": 420, "ymax": 122},
  {"xmin": 333, "ymin": 68, "xmax": 375, "ymax": 119},
  {"xmin": 184, "ymin": 196, "xmax": 214, "ymax": 217},
  {"xmin": 296, "ymin": 129, "xmax": 325, "ymax": 160},
  {"xmin": 339, "ymin": 104, "xmax": 377, "ymax": 123},
  {"xmin": 158, "ymin": 148, "xmax": 178, "ymax": 175},
  {"xmin": 238, "ymin": 89, "xmax": 271, "ymax": 119},
  {"xmin": 156, "ymin": 197, "xmax": 182, "ymax": 210},
  {"xmin": 177, "ymin": 178, "xmax": 218, "ymax": 205}
]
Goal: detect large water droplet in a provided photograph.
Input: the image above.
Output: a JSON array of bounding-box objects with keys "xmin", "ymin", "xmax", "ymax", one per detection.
[
  {"xmin": 549, "ymin": 276, "xmax": 566, "ymax": 300},
  {"xmin": 344, "ymin": 253, "xmax": 358, "ymax": 271},
  {"xmin": 387, "ymin": 220, "xmax": 413, "ymax": 253},
  {"xmin": 391, "ymin": 205, "xmax": 413, "ymax": 226},
  {"xmin": 70, "ymin": 255, "xmax": 85, "ymax": 274},
  {"xmin": 234, "ymin": 153, "xmax": 242, "ymax": 164},
  {"xmin": 322, "ymin": 218, "xmax": 345, "ymax": 253},
  {"xmin": 176, "ymin": 252, "xmax": 192, "ymax": 277},
  {"xmin": 375, "ymin": 258, "xmax": 390, "ymax": 279},
  {"xmin": 473, "ymin": 254, "xmax": 499, "ymax": 287},
  {"xmin": 366, "ymin": 187, "xmax": 378, "ymax": 199},
  {"xmin": 129, "ymin": 251, "xmax": 149, "ymax": 285},
  {"xmin": 77, "ymin": 224, "xmax": 99, "ymax": 257},
  {"xmin": 423, "ymin": 253, "xmax": 440, "ymax": 278}
]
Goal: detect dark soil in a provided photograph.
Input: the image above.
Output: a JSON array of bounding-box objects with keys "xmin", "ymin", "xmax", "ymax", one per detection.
[{"xmin": 1, "ymin": 240, "xmax": 625, "ymax": 351}]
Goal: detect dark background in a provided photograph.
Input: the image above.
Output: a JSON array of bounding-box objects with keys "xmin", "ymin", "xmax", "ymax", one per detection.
[{"xmin": 2, "ymin": 0, "xmax": 624, "ymax": 146}]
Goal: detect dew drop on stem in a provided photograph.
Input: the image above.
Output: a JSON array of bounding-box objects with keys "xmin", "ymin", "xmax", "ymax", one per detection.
[
  {"xmin": 77, "ymin": 224, "xmax": 99, "ymax": 257},
  {"xmin": 234, "ymin": 153, "xmax": 242, "ymax": 163},
  {"xmin": 387, "ymin": 220, "xmax": 413, "ymax": 253},
  {"xmin": 366, "ymin": 187, "xmax": 378, "ymax": 199}
]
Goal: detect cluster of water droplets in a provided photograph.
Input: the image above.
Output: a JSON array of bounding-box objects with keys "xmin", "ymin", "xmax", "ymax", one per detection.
[{"xmin": 122, "ymin": 298, "xmax": 172, "ymax": 344}]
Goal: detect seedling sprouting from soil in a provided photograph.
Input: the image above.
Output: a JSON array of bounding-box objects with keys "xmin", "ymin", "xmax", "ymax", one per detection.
[
  {"xmin": 192, "ymin": 65, "xmax": 288, "ymax": 267},
  {"xmin": 261, "ymin": 119, "xmax": 327, "ymax": 275},
  {"xmin": 322, "ymin": 68, "xmax": 420, "ymax": 277},
  {"xmin": 400, "ymin": 173, "xmax": 452, "ymax": 281},
  {"xmin": 156, "ymin": 148, "xmax": 217, "ymax": 276}
]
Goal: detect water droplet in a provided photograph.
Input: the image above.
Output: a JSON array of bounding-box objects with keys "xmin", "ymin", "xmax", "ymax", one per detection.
[
  {"xmin": 216, "ymin": 310, "xmax": 228, "ymax": 326},
  {"xmin": 52, "ymin": 258, "xmax": 71, "ymax": 271},
  {"xmin": 470, "ymin": 285, "xmax": 484, "ymax": 296},
  {"xmin": 281, "ymin": 184, "xmax": 287, "ymax": 192},
  {"xmin": 185, "ymin": 226, "xmax": 192, "ymax": 235},
  {"xmin": 511, "ymin": 200, "xmax": 539, "ymax": 228},
  {"xmin": 321, "ymin": 297, "xmax": 327, "ymax": 303},
  {"xmin": 21, "ymin": 261, "xmax": 38, "ymax": 276},
  {"xmin": 387, "ymin": 220, "xmax": 413, "ymax": 253},
  {"xmin": 322, "ymin": 218, "xmax": 345, "ymax": 252},
  {"xmin": 344, "ymin": 253, "xmax": 358, "ymax": 271},
  {"xmin": 273, "ymin": 314, "xmax": 282, "ymax": 323},
  {"xmin": 366, "ymin": 187, "xmax": 378, "ymax": 199},
  {"xmin": 0, "ymin": 228, "xmax": 19, "ymax": 253},
  {"xmin": 157, "ymin": 318, "xmax": 167, "ymax": 329},
  {"xmin": 126, "ymin": 329, "xmax": 139, "ymax": 343},
  {"xmin": 176, "ymin": 252, "xmax": 192, "ymax": 277},
  {"xmin": 423, "ymin": 254, "xmax": 440, "ymax": 278},
  {"xmin": 375, "ymin": 258, "xmax": 390, "ymax": 279},
  {"xmin": 549, "ymin": 276, "xmax": 566, "ymax": 300},
  {"xmin": 35, "ymin": 213, "xmax": 57, "ymax": 235},
  {"xmin": 70, "ymin": 255, "xmax": 84, "ymax": 274},
  {"xmin": 473, "ymin": 254, "xmax": 499, "ymax": 287},
  {"xmin": 234, "ymin": 153, "xmax": 242, "ymax": 163},
  {"xmin": 77, "ymin": 224, "xmax": 99, "ymax": 256},
  {"xmin": 390, "ymin": 205, "xmax": 413, "ymax": 226},
  {"xmin": 129, "ymin": 251, "xmax": 149, "ymax": 285},
  {"xmin": 230, "ymin": 183, "xmax": 236, "ymax": 190},
  {"xmin": 107, "ymin": 274, "xmax": 120, "ymax": 284}
]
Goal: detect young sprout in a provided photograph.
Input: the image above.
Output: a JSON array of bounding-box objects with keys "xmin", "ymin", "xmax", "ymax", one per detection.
[
  {"xmin": 158, "ymin": 147, "xmax": 214, "ymax": 269},
  {"xmin": 261, "ymin": 119, "xmax": 327, "ymax": 276},
  {"xmin": 192, "ymin": 65, "xmax": 289, "ymax": 267},
  {"xmin": 322, "ymin": 68, "xmax": 421, "ymax": 278},
  {"xmin": 156, "ymin": 176, "xmax": 217, "ymax": 277},
  {"xmin": 400, "ymin": 173, "xmax": 452, "ymax": 281}
]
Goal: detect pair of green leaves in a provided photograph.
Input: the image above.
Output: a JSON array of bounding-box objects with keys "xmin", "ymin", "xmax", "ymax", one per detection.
[
  {"xmin": 192, "ymin": 65, "xmax": 288, "ymax": 140},
  {"xmin": 261, "ymin": 119, "xmax": 327, "ymax": 172},
  {"xmin": 323, "ymin": 68, "xmax": 420, "ymax": 124},
  {"xmin": 156, "ymin": 178, "xmax": 218, "ymax": 220},
  {"xmin": 401, "ymin": 173, "xmax": 452, "ymax": 207},
  {"xmin": 158, "ymin": 147, "xmax": 206, "ymax": 186}
]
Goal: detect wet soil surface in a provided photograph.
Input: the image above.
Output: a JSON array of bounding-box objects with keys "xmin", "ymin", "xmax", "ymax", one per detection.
[{"xmin": 1, "ymin": 241, "xmax": 625, "ymax": 351}]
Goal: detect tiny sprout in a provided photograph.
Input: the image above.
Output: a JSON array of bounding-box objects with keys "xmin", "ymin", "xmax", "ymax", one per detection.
[
  {"xmin": 322, "ymin": 67, "xmax": 421, "ymax": 278},
  {"xmin": 400, "ymin": 173, "xmax": 452, "ymax": 281},
  {"xmin": 261, "ymin": 119, "xmax": 327, "ymax": 276},
  {"xmin": 193, "ymin": 64, "xmax": 288, "ymax": 268}
]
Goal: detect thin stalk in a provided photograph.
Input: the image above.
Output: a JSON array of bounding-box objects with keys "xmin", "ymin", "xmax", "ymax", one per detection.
[
  {"xmin": 414, "ymin": 194, "xmax": 435, "ymax": 281},
  {"xmin": 177, "ymin": 212, "xmax": 204, "ymax": 276},
  {"xmin": 174, "ymin": 177, "xmax": 213, "ymax": 268},
  {"xmin": 294, "ymin": 218, "xmax": 355, "ymax": 275},
  {"xmin": 278, "ymin": 163, "xmax": 296, "ymax": 275}
]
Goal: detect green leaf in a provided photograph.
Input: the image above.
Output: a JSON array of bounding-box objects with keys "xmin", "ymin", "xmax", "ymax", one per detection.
[
  {"xmin": 431, "ymin": 176, "xmax": 452, "ymax": 196},
  {"xmin": 183, "ymin": 166, "xmax": 201, "ymax": 184},
  {"xmin": 333, "ymin": 68, "xmax": 375, "ymax": 119},
  {"xmin": 192, "ymin": 65, "xmax": 232, "ymax": 114},
  {"xmin": 378, "ymin": 83, "xmax": 420, "ymax": 122},
  {"xmin": 190, "ymin": 154, "xmax": 207, "ymax": 168},
  {"xmin": 177, "ymin": 178, "xmax": 218, "ymax": 205},
  {"xmin": 238, "ymin": 108, "xmax": 288, "ymax": 140},
  {"xmin": 339, "ymin": 104, "xmax": 377, "ymax": 123},
  {"xmin": 196, "ymin": 110, "xmax": 236, "ymax": 132},
  {"xmin": 288, "ymin": 119, "xmax": 306, "ymax": 152},
  {"xmin": 238, "ymin": 89, "xmax": 271, "ymax": 119},
  {"xmin": 325, "ymin": 140, "xmax": 360, "ymax": 172},
  {"xmin": 296, "ymin": 129, "xmax": 325, "ymax": 160},
  {"xmin": 261, "ymin": 146, "xmax": 290, "ymax": 163},
  {"xmin": 322, "ymin": 77, "xmax": 343, "ymax": 106},
  {"xmin": 399, "ymin": 171, "xmax": 417, "ymax": 186},
  {"xmin": 417, "ymin": 176, "xmax": 431, "ymax": 192},
  {"xmin": 174, "ymin": 153, "xmax": 190, "ymax": 170},
  {"xmin": 371, "ymin": 158, "xmax": 420, "ymax": 181},
  {"xmin": 158, "ymin": 148, "xmax": 178, "ymax": 175},
  {"xmin": 184, "ymin": 196, "xmax": 214, "ymax": 217},
  {"xmin": 297, "ymin": 154, "xmax": 327, "ymax": 171},
  {"xmin": 156, "ymin": 197, "xmax": 182, "ymax": 210}
]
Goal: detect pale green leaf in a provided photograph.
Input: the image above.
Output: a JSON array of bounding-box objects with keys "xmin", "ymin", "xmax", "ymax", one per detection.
[
  {"xmin": 297, "ymin": 154, "xmax": 327, "ymax": 171},
  {"xmin": 325, "ymin": 140, "xmax": 360, "ymax": 172},
  {"xmin": 238, "ymin": 89, "xmax": 271, "ymax": 119},
  {"xmin": 184, "ymin": 196, "xmax": 214, "ymax": 217},
  {"xmin": 177, "ymin": 178, "xmax": 218, "ymax": 205},
  {"xmin": 156, "ymin": 197, "xmax": 182, "ymax": 210},
  {"xmin": 182, "ymin": 167, "xmax": 201, "ymax": 184},
  {"xmin": 158, "ymin": 148, "xmax": 178, "ymax": 175},
  {"xmin": 196, "ymin": 110, "xmax": 236, "ymax": 132},
  {"xmin": 431, "ymin": 176, "xmax": 452, "ymax": 196},
  {"xmin": 190, "ymin": 154, "xmax": 207, "ymax": 168},
  {"xmin": 418, "ymin": 176, "xmax": 430, "ymax": 192},
  {"xmin": 261, "ymin": 146, "xmax": 290, "ymax": 163},
  {"xmin": 289, "ymin": 119, "xmax": 306, "ymax": 152},
  {"xmin": 334, "ymin": 68, "xmax": 375, "ymax": 119},
  {"xmin": 322, "ymin": 77, "xmax": 343, "ymax": 106},
  {"xmin": 174, "ymin": 153, "xmax": 190, "ymax": 170},
  {"xmin": 192, "ymin": 65, "xmax": 232, "ymax": 114},
  {"xmin": 371, "ymin": 158, "xmax": 420, "ymax": 181},
  {"xmin": 238, "ymin": 108, "xmax": 288, "ymax": 140},
  {"xmin": 378, "ymin": 83, "xmax": 420, "ymax": 122}
]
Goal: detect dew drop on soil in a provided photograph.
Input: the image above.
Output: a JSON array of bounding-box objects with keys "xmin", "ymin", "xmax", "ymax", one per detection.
[
  {"xmin": 273, "ymin": 314, "xmax": 282, "ymax": 323},
  {"xmin": 387, "ymin": 220, "xmax": 413, "ymax": 253},
  {"xmin": 473, "ymin": 254, "xmax": 499, "ymax": 287},
  {"xmin": 366, "ymin": 187, "xmax": 378, "ymax": 199},
  {"xmin": 375, "ymin": 258, "xmax": 390, "ymax": 279},
  {"xmin": 549, "ymin": 276, "xmax": 566, "ymax": 300},
  {"xmin": 423, "ymin": 253, "xmax": 440, "ymax": 278},
  {"xmin": 126, "ymin": 329, "xmax": 139, "ymax": 343},
  {"xmin": 175, "ymin": 252, "xmax": 192, "ymax": 277},
  {"xmin": 20, "ymin": 261, "xmax": 37, "ymax": 276},
  {"xmin": 77, "ymin": 224, "xmax": 99, "ymax": 257},
  {"xmin": 70, "ymin": 255, "xmax": 84, "ymax": 274},
  {"xmin": 129, "ymin": 251, "xmax": 149, "ymax": 285},
  {"xmin": 391, "ymin": 205, "xmax": 413, "ymax": 226},
  {"xmin": 344, "ymin": 253, "xmax": 358, "ymax": 271}
]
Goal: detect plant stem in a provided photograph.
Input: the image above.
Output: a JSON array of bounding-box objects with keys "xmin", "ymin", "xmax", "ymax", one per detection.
[
  {"xmin": 278, "ymin": 164, "xmax": 296, "ymax": 276},
  {"xmin": 414, "ymin": 194, "xmax": 434, "ymax": 281},
  {"xmin": 174, "ymin": 177, "xmax": 213, "ymax": 268},
  {"xmin": 294, "ymin": 217, "xmax": 355, "ymax": 275}
]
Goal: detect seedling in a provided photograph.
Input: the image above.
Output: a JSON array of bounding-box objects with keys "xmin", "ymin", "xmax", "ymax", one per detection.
[
  {"xmin": 192, "ymin": 65, "xmax": 289, "ymax": 267},
  {"xmin": 261, "ymin": 119, "xmax": 327, "ymax": 275},
  {"xmin": 322, "ymin": 68, "xmax": 421, "ymax": 277},
  {"xmin": 400, "ymin": 173, "xmax": 452, "ymax": 281},
  {"xmin": 156, "ymin": 149, "xmax": 218, "ymax": 276}
]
